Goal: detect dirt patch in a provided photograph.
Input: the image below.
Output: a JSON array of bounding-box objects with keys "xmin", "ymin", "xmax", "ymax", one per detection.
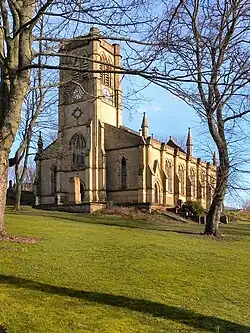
[
  {"xmin": 0, "ymin": 324, "xmax": 7, "ymax": 333},
  {"xmin": 0, "ymin": 235, "xmax": 40, "ymax": 244},
  {"xmin": 95, "ymin": 206, "xmax": 157, "ymax": 221}
]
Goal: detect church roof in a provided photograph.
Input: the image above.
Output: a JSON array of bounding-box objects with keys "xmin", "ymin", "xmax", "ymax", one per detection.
[
  {"xmin": 166, "ymin": 137, "xmax": 186, "ymax": 154},
  {"xmin": 59, "ymin": 27, "xmax": 100, "ymax": 52},
  {"xmin": 120, "ymin": 126, "xmax": 141, "ymax": 137},
  {"xmin": 43, "ymin": 138, "xmax": 59, "ymax": 152}
]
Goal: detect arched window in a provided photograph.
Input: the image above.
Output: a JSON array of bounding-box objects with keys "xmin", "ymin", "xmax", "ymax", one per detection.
[
  {"xmin": 154, "ymin": 183, "xmax": 159, "ymax": 203},
  {"xmin": 70, "ymin": 134, "xmax": 86, "ymax": 168},
  {"xmin": 121, "ymin": 157, "xmax": 127, "ymax": 189},
  {"xmin": 201, "ymin": 172, "xmax": 206, "ymax": 199},
  {"xmin": 67, "ymin": 50, "xmax": 88, "ymax": 82},
  {"xmin": 80, "ymin": 50, "xmax": 88, "ymax": 79},
  {"xmin": 51, "ymin": 164, "xmax": 57, "ymax": 195},
  {"xmin": 190, "ymin": 168, "xmax": 196, "ymax": 198},
  {"xmin": 100, "ymin": 54, "xmax": 105, "ymax": 85},
  {"xmin": 100, "ymin": 54, "xmax": 112, "ymax": 87},
  {"xmin": 178, "ymin": 164, "xmax": 185, "ymax": 195},
  {"xmin": 166, "ymin": 160, "xmax": 173, "ymax": 192},
  {"xmin": 80, "ymin": 181, "xmax": 85, "ymax": 202},
  {"xmin": 105, "ymin": 57, "xmax": 112, "ymax": 87}
]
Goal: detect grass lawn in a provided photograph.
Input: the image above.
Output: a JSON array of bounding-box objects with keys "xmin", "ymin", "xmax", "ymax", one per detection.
[{"xmin": 0, "ymin": 208, "xmax": 249, "ymax": 333}]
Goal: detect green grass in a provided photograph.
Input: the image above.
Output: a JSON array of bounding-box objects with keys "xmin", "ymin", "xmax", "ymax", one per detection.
[{"xmin": 0, "ymin": 208, "xmax": 249, "ymax": 333}]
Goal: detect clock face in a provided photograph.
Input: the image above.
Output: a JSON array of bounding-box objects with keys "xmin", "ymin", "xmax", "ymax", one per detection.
[{"xmin": 102, "ymin": 87, "xmax": 111, "ymax": 100}]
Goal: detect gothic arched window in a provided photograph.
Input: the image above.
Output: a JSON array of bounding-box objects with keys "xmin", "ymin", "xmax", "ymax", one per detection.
[
  {"xmin": 80, "ymin": 50, "xmax": 88, "ymax": 79},
  {"xmin": 100, "ymin": 54, "xmax": 112, "ymax": 88},
  {"xmin": 201, "ymin": 171, "xmax": 206, "ymax": 199},
  {"xmin": 154, "ymin": 182, "xmax": 160, "ymax": 203},
  {"xmin": 178, "ymin": 164, "xmax": 185, "ymax": 195},
  {"xmin": 100, "ymin": 54, "xmax": 105, "ymax": 85},
  {"xmin": 70, "ymin": 134, "xmax": 86, "ymax": 168},
  {"xmin": 105, "ymin": 57, "xmax": 112, "ymax": 87},
  {"xmin": 166, "ymin": 160, "xmax": 173, "ymax": 192},
  {"xmin": 51, "ymin": 164, "xmax": 57, "ymax": 195},
  {"xmin": 64, "ymin": 50, "xmax": 89, "ymax": 104},
  {"xmin": 67, "ymin": 50, "xmax": 88, "ymax": 81},
  {"xmin": 121, "ymin": 157, "xmax": 127, "ymax": 189},
  {"xmin": 190, "ymin": 168, "xmax": 196, "ymax": 198}
]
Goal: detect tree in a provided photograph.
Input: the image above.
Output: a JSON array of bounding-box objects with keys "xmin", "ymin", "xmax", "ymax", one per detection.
[
  {"xmin": 0, "ymin": 0, "xmax": 152, "ymax": 237},
  {"xmin": 4, "ymin": 0, "xmax": 249, "ymax": 238},
  {"xmin": 242, "ymin": 200, "xmax": 250, "ymax": 212},
  {"xmin": 13, "ymin": 36, "xmax": 57, "ymax": 210},
  {"xmin": 139, "ymin": 0, "xmax": 250, "ymax": 236}
]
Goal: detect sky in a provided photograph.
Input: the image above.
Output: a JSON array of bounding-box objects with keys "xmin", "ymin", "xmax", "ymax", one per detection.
[{"xmin": 122, "ymin": 76, "xmax": 212, "ymax": 162}]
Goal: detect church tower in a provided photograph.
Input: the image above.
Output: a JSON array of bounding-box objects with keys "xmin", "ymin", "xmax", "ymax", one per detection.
[{"xmin": 57, "ymin": 27, "xmax": 122, "ymax": 204}]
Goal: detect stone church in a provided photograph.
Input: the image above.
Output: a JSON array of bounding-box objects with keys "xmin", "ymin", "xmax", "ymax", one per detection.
[{"xmin": 35, "ymin": 27, "xmax": 217, "ymax": 212}]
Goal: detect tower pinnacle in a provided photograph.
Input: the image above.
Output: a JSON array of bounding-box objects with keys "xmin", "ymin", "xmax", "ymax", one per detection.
[
  {"xmin": 141, "ymin": 112, "xmax": 149, "ymax": 139},
  {"xmin": 186, "ymin": 127, "xmax": 193, "ymax": 156},
  {"xmin": 37, "ymin": 131, "xmax": 43, "ymax": 154}
]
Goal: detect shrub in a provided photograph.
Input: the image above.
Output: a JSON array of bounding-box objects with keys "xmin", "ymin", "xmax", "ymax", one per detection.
[{"xmin": 182, "ymin": 201, "xmax": 205, "ymax": 216}]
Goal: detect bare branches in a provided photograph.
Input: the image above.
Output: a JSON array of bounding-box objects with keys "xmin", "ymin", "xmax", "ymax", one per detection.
[
  {"xmin": 0, "ymin": 0, "xmax": 10, "ymax": 39},
  {"xmin": 14, "ymin": 0, "xmax": 54, "ymax": 37},
  {"xmin": 138, "ymin": 0, "xmax": 250, "ymax": 231},
  {"xmin": 34, "ymin": 34, "xmax": 159, "ymax": 46}
]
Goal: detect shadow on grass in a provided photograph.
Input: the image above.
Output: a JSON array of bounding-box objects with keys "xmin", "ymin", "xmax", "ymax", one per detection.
[
  {"xmin": 24, "ymin": 211, "xmax": 250, "ymax": 239},
  {"xmin": 0, "ymin": 274, "xmax": 248, "ymax": 332},
  {"xmin": 33, "ymin": 213, "xmax": 202, "ymax": 236},
  {"xmin": 220, "ymin": 225, "xmax": 250, "ymax": 235}
]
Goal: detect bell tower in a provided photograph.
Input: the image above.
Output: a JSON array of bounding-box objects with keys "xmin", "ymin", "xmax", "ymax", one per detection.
[
  {"xmin": 58, "ymin": 27, "xmax": 122, "ymax": 132},
  {"xmin": 57, "ymin": 27, "xmax": 122, "ymax": 204}
]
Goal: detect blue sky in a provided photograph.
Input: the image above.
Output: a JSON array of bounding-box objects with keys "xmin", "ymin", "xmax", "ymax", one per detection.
[
  {"xmin": 122, "ymin": 77, "xmax": 213, "ymax": 162},
  {"xmin": 123, "ymin": 84, "xmax": 196, "ymax": 137}
]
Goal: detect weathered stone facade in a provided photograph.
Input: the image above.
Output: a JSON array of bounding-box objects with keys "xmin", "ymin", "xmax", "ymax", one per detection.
[{"xmin": 35, "ymin": 28, "xmax": 217, "ymax": 211}]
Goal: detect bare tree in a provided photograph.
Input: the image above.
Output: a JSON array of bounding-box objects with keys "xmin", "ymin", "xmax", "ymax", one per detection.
[
  {"xmin": 13, "ymin": 33, "xmax": 57, "ymax": 211},
  {"xmin": 138, "ymin": 0, "xmax": 250, "ymax": 236},
  {"xmin": 242, "ymin": 199, "xmax": 250, "ymax": 212},
  {"xmin": 3, "ymin": 0, "xmax": 249, "ymax": 239},
  {"xmin": 0, "ymin": 0, "xmax": 153, "ymax": 237}
]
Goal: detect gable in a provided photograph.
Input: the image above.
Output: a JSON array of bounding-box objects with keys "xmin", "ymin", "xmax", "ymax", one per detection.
[
  {"xmin": 104, "ymin": 123, "xmax": 144, "ymax": 150},
  {"xmin": 42, "ymin": 139, "xmax": 59, "ymax": 159}
]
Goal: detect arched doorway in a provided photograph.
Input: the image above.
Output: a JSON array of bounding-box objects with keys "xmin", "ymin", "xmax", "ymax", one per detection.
[{"xmin": 80, "ymin": 182, "xmax": 85, "ymax": 202}]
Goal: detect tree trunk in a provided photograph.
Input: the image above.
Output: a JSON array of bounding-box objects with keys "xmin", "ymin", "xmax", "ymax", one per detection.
[
  {"xmin": 14, "ymin": 138, "xmax": 31, "ymax": 211},
  {"xmin": 0, "ymin": 83, "xmax": 30, "ymax": 235},
  {"xmin": 0, "ymin": 149, "xmax": 9, "ymax": 238},
  {"xmin": 14, "ymin": 180, "xmax": 22, "ymax": 211},
  {"xmin": 204, "ymin": 157, "xmax": 229, "ymax": 237},
  {"xmin": 204, "ymin": 191, "xmax": 224, "ymax": 237}
]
